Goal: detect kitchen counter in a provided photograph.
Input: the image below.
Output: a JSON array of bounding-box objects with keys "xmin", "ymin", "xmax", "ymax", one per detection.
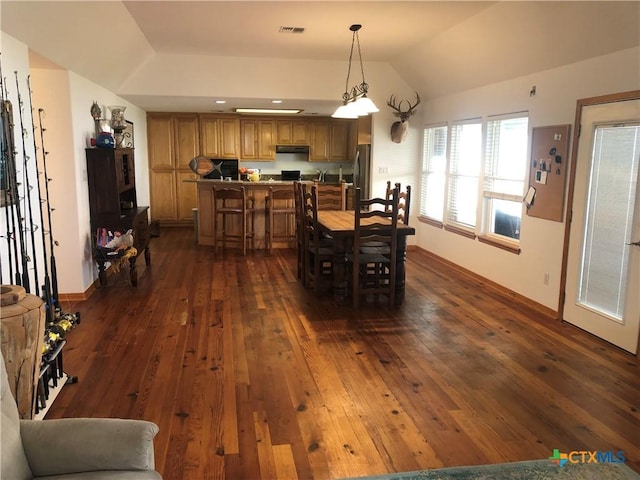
[{"xmin": 196, "ymin": 179, "xmax": 300, "ymax": 249}]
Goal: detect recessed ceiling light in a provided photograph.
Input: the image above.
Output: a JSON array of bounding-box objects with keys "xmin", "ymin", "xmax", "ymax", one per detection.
[
  {"xmin": 234, "ymin": 108, "xmax": 303, "ymax": 114},
  {"xmin": 271, "ymin": 100, "xmax": 283, "ymax": 104},
  {"xmin": 279, "ymin": 26, "xmax": 305, "ymax": 34},
  {"xmin": 215, "ymin": 100, "xmax": 226, "ymax": 104}
]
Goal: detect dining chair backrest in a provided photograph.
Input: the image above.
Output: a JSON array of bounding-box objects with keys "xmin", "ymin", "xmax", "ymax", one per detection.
[
  {"xmin": 385, "ymin": 181, "xmax": 411, "ymax": 225},
  {"xmin": 314, "ymin": 181, "xmax": 347, "ymax": 210},
  {"xmin": 352, "ymin": 187, "xmax": 399, "ymax": 307}
]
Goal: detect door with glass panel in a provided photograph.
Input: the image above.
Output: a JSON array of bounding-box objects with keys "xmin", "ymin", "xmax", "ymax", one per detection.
[{"xmin": 564, "ymin": 97, "xmax": 640, "ymax": 354}]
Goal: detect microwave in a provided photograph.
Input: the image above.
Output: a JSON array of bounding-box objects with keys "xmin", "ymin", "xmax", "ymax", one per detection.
[{"xmin": 203, "ymin": 159, "xmax": 239, "ymax": 180}]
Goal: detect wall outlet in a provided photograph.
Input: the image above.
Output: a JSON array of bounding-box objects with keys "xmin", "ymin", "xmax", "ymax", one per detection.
[
  {"xmin": 378, "ymin": 166, "xmax": 388, "ymax": 174},
  {"xmin": 544, "ymin": 272, "xmax": 550, "ymax": 285}
]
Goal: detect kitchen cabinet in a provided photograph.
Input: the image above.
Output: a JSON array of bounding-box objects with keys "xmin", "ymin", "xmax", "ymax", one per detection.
[
  {"xmin": 147, "ymin": 113, "xmax": 200, "ymax": 224},
  {"xmin": 200, "ymin": 115, "xmax": 239, "ymax": 158},
  {"xmin": 276, "ymin": 120, "xmax": 309, "ymax": 145},
  {"xmin": 309, "ymin": 119, "xmax": 356, "ymax": 162},
  {"xmin": 329, "ymin": 120, "xmax": 351, "ymax": 162},
  {"xmin": 240, "ymin": 118, "xmax": 275, "ymax": 161},
  {"xmin": 309, "ymin": 120, "xmax": 330, "ymax": 161}
]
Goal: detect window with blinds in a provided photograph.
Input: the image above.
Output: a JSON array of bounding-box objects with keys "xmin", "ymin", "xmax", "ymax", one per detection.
[
  {"xmin": 420, "ymin": 125, "xmax": 448, "ymax": 222},
  {"xmin": 482, "ymin": 114, "xmax": 529, "ymax": 240},
  {"xmin": 447, "ymin": 120, "xmax": 482, "ymax": 229},
  {"xmin": 420, "ymin": 111, "xmax": 529, "ymax": 249},
  {"xmin": 579, "ymin": 123, "xmax": 640, "ymax": 319}
]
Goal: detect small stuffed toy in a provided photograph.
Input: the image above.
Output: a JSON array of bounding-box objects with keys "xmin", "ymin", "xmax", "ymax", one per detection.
[{"xmin": 104, "ymin": 229, "xmax": 134, "ymax": 251}]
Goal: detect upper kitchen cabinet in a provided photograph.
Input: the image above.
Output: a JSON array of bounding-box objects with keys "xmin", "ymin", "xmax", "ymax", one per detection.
[
  {"xmin": 174, "ymin": 114, "xmax": 200, "ymax": 169},
  {"xmin": 309, "ymin": 120, "xmax": 330, "ymax": 161},
  {"xmin": 276, "ymin": 120, "xmax": 309, "ymax": 145},
  {"xmin": 329, "ymin": 120, "xmax": 351, "ymax": 162},
  {"xmin": 240, "ymin": 118, "xmax": 275, "ymax": 161},
  {"xmin": 309, "ymin": 119, "xmax": 357, "ymax": 162},
  {"xmin": 200, "ymin": 115, "xmax": 239, "ymax": 158},
  {"xmin": 147, "ymin": 114, "xmax": 174, "ymax": 169}
]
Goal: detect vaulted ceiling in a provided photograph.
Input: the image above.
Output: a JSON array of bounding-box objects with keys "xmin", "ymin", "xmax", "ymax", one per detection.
[{"xmin": 2, "ymin": 1, "xmax": 638, "ymax": 114}]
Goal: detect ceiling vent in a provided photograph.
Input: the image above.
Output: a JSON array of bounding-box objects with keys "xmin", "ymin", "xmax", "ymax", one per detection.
[{"xmin": 279, "ymin": 26, "xmax": 305, "ymax": 34}]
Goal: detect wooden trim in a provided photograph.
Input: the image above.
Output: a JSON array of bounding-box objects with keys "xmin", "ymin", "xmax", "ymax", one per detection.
[
  {"xmin": 443, "ymin": 223, "xmax": 476, "ymax": 239},
  {"xmin": 418, "ymin": 215, "xmax": 443, "ymax": 229},
  {"xmin": 478, "ymin": 235, "xmax": 521, "ymax": 254},
  {"xmin": 415, "ymin": 247, "xmax": 557, "ymax": 320},
  {"xmin": 558, "ymin": 90, "xmax": 640, "ymax": 321}
]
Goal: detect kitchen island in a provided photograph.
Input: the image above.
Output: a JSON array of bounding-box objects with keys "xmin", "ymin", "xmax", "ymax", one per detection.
[{"xmin": 196, "ymin": 179, "xmax": 300, "ymax": 250}]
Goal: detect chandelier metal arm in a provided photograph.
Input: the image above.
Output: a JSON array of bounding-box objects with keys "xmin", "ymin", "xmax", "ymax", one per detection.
[{"xmin": 333, "ymin": 24, "xmax": 378, "ymax": 118}]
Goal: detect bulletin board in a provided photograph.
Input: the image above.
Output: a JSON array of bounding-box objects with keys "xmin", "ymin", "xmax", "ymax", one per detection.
[{"xmin": 525, "ymin": 124, "xmax": 571, "ymax": 222}]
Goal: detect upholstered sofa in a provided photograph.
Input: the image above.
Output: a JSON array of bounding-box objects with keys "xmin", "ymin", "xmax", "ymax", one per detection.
[{"xmin": 1, "ymin": 354, "xmax": 162, "ymax": 479}]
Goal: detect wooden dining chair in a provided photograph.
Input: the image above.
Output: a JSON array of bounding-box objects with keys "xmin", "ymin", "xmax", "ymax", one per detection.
[
  {"xmin": 350, "ymin": 186, "xmax": 399, "ymax": 308},
  {"xmin": 294, "ymin": 181, "xmax": 307, "ymax": 283},
  {"xmin": 213, "ymin": 186, "xmax": 255, "ymax": 255},
  {"xmin": 313, "ymin": 180, "xmax": 347, "ymax": 210},
  {"xmin": 385, "ymin": 181, "xmax": 411, "ymax": 225},
  {"xmin": 302, "ymin": 184, "xmax": 335, "ymax": 294}
]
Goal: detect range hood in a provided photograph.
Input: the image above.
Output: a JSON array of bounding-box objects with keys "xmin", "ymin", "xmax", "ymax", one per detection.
[{"xmin": 276, "ymin": 145, "xmax": 310, "ymax": 154}]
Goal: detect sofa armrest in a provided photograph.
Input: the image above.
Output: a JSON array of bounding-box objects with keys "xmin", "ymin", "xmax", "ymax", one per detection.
[{"xmin": 20, "ymin": 418, "xmax": 159, "ymax": 477}]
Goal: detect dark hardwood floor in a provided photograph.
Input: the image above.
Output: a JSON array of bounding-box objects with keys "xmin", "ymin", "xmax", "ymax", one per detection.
[{"xmin": 49, "ymin": 227, "xmax": 639, "ymax": 479}]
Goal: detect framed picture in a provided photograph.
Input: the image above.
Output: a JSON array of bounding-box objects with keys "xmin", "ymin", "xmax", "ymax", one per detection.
[{"xmin": 123, "ymin": 120, "xmax": 134, "ymax": 148}]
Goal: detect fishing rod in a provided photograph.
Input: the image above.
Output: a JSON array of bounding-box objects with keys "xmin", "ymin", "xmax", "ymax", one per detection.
[
  {"xmin": 27, "ymin": 75, "xmax": 55, "ymax": 322},
  {"xmin": 36, "ymin": 107, "xmax": 59, "ymax": 302},
  {"xmin": 0, "ymin": 60, "xmax": 15, "ymax": 284},
  {"xmin": 14, "ymin": 71, "xmax": 38, "ymax": 295},
  {"xmin": 0, "ymin": 59, "xmax": 28, "ymax": 289},
  {"xmin": 1, "ymin": 100, "xmax": 23, "ymax": 287}
]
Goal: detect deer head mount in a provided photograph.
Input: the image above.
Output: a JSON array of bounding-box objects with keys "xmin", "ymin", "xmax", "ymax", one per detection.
[{"xmin": 387, "ymin": 92, "xmax": 421, "ymax": 143}]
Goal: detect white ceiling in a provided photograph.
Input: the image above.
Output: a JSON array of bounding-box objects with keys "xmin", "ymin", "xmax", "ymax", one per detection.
[{"xmin": 2, "ymin": 1, "xmax": 639, "ymax": 115}]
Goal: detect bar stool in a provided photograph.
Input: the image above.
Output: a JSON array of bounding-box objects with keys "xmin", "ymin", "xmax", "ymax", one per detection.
[
  {"xmin": 213, "ymin": 186, "xmax": 255, "ymax": 255},
  {"xmin": 265, "ymin": 186, "xmax": 297, "ymax": 254}
]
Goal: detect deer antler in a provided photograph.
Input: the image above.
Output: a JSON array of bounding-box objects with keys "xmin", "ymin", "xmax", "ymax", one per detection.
[{"xmin": 387, "ymin": 92, "xmax": 421, "ymax": 121}]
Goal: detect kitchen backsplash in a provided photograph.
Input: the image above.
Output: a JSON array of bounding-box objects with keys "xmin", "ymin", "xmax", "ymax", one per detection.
[{"xmin": 241, "ymin": 152, "xmax": 355, "ymax": 182}]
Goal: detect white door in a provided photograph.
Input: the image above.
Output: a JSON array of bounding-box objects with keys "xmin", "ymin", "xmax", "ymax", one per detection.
[{"xmin": 564, "ymin": 98, "xmax": 640, "ymax": 354}]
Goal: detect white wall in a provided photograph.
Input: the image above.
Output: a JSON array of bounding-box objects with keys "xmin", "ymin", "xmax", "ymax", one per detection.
[
  {"xmin": 415, "ymin": 46, "xmax": 640, "ymax": 311},
  {"xmin": 1, "ymin": 32, "xmax": 148, "ymax": 295}
]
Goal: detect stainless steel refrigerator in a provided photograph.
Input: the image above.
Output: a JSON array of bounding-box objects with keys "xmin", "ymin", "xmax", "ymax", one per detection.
[{"xmin": 353, "ymin": 144, "xmax": 372, "ymax": 201}]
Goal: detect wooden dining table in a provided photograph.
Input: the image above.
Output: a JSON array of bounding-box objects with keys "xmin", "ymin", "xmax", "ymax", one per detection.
[{"xmin": 315, "ymin": 210, "xmax": 416, "ymax": 306}]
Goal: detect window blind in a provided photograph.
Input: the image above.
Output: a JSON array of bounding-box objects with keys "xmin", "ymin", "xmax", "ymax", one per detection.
[
  {"xmin": 447, "ymin": 120, "xmax": 481, "ymax": 228},
  {"xmin": 421, "ymin": 125, "xmax": 448, "ymax": 221}
]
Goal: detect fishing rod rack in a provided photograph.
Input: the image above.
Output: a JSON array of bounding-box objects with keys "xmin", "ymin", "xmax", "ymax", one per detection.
[{"xmin": 1, "ymin": 63, "xmax": 81, "ymax": 418}]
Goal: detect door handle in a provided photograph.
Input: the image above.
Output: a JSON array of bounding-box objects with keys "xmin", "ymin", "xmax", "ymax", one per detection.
[{"xmin": 627, "ymin": 240, "xmax": 640, "ymax": 247}]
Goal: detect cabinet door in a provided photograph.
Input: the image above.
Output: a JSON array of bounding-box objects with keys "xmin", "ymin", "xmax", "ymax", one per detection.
[
  {"xmin": 329, "ymin": 120, "xmax": 349, "ymax": 162},
  {"xmin": 177, "ymin": 172, "xmax": 198, "ymax": 222},
  {"xmin": 116, "ymin": 149, "xmax": 135, "ymax": 192},
  {"xmin": 258, "ymin": 120, "xmax": 275, "ymax": 160},
  {"xmin": 201, "ymin": 116, "xmax": 222, "ymax": 158},
  {"xmin": 240, "ymin": 119, "xmax": 258, "ymax": 159},
  {"xmin": 276, "ymin": 120, "xmax": 309, "ymax": 145},
  {"xmin": 147, "ymin": 114, "xmax": 174, "ymax": 169},
  {"xmin": 219, "ymin": 117, "xmax": 239, "ymax": 158},
  {"xmin": 201, "ymin": 116, "xmax": 239, "ymax": 158},
  {"xmin": 150, "ymin": 171, "xmax": 177, "ymax": 221},
  {"xmin": 174, "ymin": 114, "xmax": 200, "ymax": 169},
  {"xmin": 309, "ymin": 121, "xmax": 330, "ymax": 161},
  {"xmin": 240, "ymin": 119, "xmax": 274, "ymax": 160}
]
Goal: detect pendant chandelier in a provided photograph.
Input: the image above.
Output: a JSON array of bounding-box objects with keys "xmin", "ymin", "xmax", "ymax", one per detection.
[{"xmin": 332, "ymin": 24, "xmax": 379, "ymax": 119}]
